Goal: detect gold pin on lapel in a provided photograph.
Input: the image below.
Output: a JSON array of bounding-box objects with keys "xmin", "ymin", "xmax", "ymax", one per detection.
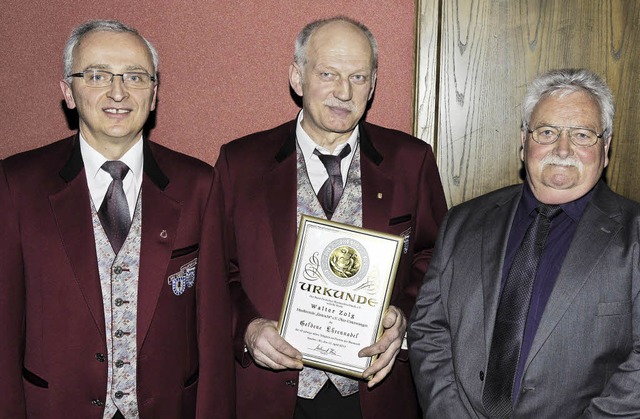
[{"xmin": 377, "ymin": 193, "xmax": 383, "ymax": 199}]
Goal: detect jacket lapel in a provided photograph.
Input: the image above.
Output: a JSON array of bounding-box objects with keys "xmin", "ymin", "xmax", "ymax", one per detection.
[
  {"xmin": 137, "ymin": 141, "xmax": 181, "ymax": 351},
  {"xmin": 359, "ymin": 125, "xmax": 392, "ymax": 230},
  {"xmin": 50, "ymin": 136, "xmax": 106, "ymax": 336},
  {"xmin": 266, "ymin": 126, "xmax": 298, "ymax": 288},
  {"xmin": 525, "ymin": 182, "xmax": 622, "ymax": 368},
  {"xmin": 267, "ymin": 123, "xmax": 392, "ymax": 287},
  {"xmin": 481, "ymin": 187, "xmax": 522, "ymax": 355}
]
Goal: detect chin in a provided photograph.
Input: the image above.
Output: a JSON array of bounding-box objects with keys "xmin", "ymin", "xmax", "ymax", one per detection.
[
  {"xmin": 543, "ymin": 180, "xmax": 578, "ymax": 191},
  {"xmin": 325, "ymin": 125, "xmax": 355, "ymax": 135},
  {"xmin": 542, "ymin": 169, "xmax": 580, "ymax": 188}
]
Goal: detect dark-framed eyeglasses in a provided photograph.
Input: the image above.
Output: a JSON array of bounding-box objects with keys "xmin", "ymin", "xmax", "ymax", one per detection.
[
  {"xmin": 527, "ymin": 125, "xmax": 604, "ymax": 147},
  {"xmin": 67, "ymin": 70, "xmax": 156, "ymax": 89}
]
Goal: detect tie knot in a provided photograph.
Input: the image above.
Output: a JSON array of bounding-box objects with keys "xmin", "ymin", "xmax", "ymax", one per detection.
[
  {"xmin": 314, "ymin": 144, "xmax": 351, "ymax": 176},
  {"xmin": 101, "ymin": 161, "xmax": 129, "ymax": 181},
  {"xmin": 537, "ymin": 203, "xmax": 562, "ymax": 219}
]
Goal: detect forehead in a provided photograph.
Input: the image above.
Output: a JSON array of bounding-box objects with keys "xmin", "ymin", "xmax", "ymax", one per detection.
[
  {"xmin": 72, "ymin": 31, "xmax": 153, "ymax": 71},
  {"xmin": 530, "ymin": 89, "xmax": 602, "ymax": 128},
  {"xmin": 306, "ymin": 22, "xmax": 373, "ymax": 69}
]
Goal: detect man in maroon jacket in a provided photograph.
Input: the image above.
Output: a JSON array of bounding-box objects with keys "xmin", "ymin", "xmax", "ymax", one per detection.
[
  {"xmin": 0, "ymin": 20, "xmax": 233, "ymax": 418},
  {"xmin": 216, "ymin": 16, "xmax": 447, "ymax": 419}
]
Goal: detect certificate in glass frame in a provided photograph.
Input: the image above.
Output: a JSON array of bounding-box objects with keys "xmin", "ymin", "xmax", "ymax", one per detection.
[{"xmin": 278, "ymin": 215, "xmax": 404, "ymax": 378}]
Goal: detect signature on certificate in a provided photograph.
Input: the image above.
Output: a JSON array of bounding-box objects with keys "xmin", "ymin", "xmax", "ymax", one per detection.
[{"xmin": 312, "ymin": 344, "xmax": 337, "ymax": 356}]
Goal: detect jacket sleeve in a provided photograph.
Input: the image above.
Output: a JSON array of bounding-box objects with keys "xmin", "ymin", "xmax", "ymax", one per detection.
[
  {"xmin": 195, "ymin": 167, "xmax": 236, "ymax": 418},
  {"xmin": 396, "ymin": 144, "xmax": 448, "ymax": 319},
  {"xmin": 215, "ymin": 145, "xmax": 262, "ymax": 366},
  {"xmin": 390, "ymin": 144, "xmax": 447, "ymax": 366},
  {"xmin": 582, "ymin": 251, "xmax": 640, "ymax": 418},
  {"xmin": 408, "ymin": 211, "xmax": 472, "ymax": 418},
  {"xmin": 0, "ymin": 160, "xmax": 27, "ymax": 418}
]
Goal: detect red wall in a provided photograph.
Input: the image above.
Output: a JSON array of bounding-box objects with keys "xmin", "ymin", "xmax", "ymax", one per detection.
[{"xmin": 0, "ymin": 1, "xmax": 417, "ymax": 164}]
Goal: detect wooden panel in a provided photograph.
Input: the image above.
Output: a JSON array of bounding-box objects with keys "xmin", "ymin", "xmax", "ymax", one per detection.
[
  {"xmin": 413, "ymin": 0, "xmax": 440, "ymax": 147},
  {"xmin": 415, "ymin": 0, "xmax": 640, "ymax": 206}
]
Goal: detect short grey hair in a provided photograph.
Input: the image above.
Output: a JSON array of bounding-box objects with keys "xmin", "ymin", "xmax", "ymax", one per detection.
[
  {"xmin": 293, "ymin": 16, "xmax": 378, "ymax": 73},
  {"xmin": 522, "ymin": 68, "xmax": 614, "ymax": 138},
  {"xmin": 63, "ymin": 20, "xmax": 159, "ymax": 83}
]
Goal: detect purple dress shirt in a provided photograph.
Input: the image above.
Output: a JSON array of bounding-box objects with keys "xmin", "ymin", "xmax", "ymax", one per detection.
[{"xmin": 501, "ymin": 183, "xmax": 594, "ymax": 402}]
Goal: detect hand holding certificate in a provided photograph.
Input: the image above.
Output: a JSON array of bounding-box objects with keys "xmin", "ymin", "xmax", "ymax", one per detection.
[{"xmin": 278, "ymin": 215, "xmax": 404, "ymax": 378}]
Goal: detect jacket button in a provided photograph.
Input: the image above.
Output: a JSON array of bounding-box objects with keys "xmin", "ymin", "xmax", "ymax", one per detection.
[
  {"xmin": 91, "ymin": 399, "xmax": 104, "ymax": 406},
  {"xmin": 479, "ymin": 371, "xmax": 485, "ymax": 381},
  {"xmin": 95, "ymin": 353, "xmax": 105, "ymax": 362},
  {"xmin": 285, "ymin": 380, "xmax": 297, "ymax": 387}
]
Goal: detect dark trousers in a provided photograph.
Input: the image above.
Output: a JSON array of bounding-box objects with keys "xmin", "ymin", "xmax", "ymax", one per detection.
[
  {"xmin": 293, "ymin": 381, "xmax": 362, "ymax": 419},
  {"xmin": 113, "ymin": 411, "xmax": 125, "ymax": 419}
]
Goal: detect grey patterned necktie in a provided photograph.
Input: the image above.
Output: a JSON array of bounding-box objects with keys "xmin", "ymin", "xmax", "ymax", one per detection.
[
  {"xmin": 98, "ymin": 161, "xmax": 131, "ymax": 254},
  {"xmin": 482, "ymin": 203, "xmax": 562, "ymax": 418},
  {"xmin": 314, "ymin": 144, "xmax": 351, "ymax": 220}
]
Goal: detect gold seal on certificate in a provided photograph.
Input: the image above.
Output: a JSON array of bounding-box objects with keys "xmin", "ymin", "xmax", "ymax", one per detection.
[{"xmin": 278, "ymin": 215, "xmax": 404, "ymax": 378}]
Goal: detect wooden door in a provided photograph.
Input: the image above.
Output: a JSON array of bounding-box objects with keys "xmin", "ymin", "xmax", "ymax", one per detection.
[{"xmin": 415, "ymin": 0, "xmax": 640, "ymax": 206}]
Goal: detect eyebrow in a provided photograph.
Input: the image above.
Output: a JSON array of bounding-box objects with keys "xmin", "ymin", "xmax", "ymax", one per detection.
[
  {"xmin": 532, "ymin": 122, "xmax": 597, "ymax": 130},
  {"xmin": 314, "ymin": 62, "xmax": 372, "ymax": 72},
  {"xmin": 82, "ymin": 64, "xmax": 151, "ymax": 73}
]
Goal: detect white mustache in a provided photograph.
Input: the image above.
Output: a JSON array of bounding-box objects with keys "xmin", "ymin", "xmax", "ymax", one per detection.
[
  {"xmin": 323, "ymin": 99, "xmax": 355, "ymax": 112},
  {"xmin": 539, "ymin": 154, "xmax": 583, "ymax": 170}
]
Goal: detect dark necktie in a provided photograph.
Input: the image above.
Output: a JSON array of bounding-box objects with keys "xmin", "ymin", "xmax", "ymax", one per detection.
[
  {"xmin": 314, "ymin": 143, "xmax": 351, "ymax": 220},
  {"xmin": 482, "ymin": 203, "xmax": 562, "ymax": 418},
  {"xmin": 98, "ymin": 161, "xmax": 131, "ymax": 254}
]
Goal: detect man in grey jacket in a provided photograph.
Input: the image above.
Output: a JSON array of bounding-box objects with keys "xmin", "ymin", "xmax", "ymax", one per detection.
[{"xmin": 408, "ymin": 68, "xmax": 640, "ymax": 418}]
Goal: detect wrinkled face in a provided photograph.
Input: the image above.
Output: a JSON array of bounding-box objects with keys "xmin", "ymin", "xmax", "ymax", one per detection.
[
  {"xmin": 289, "ymin": 21, "xmax": 376, "ymax": 149},
  {"xmin": 60, "ymin": 31, "xmax": 157, "ymax": 151},
  {"xmin": 521, "ymin": 90, "xmax": 611, "ymax": 204}
]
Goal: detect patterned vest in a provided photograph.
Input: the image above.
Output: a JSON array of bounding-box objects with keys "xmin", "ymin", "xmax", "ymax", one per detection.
[
  {"xmin": 296, "ymin": 142, "xmax": 363, "ymax": 399},
  {"xmin": 92, "ymin": 193, "xmax": 142, "ymax": 418}
]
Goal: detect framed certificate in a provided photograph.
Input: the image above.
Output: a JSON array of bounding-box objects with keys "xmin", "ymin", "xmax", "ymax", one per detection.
[{"xmin": 278, "ymin": 215, "xmax": 404, "ymax": 378}]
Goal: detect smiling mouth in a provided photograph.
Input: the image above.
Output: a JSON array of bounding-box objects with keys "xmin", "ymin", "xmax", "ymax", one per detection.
[{"xmin": 104, "ymin": 108, "xmax": 131, "ymax": 114}]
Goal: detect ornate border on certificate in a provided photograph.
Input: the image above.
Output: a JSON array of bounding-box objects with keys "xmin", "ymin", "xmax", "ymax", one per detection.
[{"xmin": 278, "ymin": 215, "xmax": 404, "ymax": 378}]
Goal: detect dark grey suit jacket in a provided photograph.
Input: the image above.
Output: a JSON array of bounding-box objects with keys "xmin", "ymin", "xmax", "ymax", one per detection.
[{"xmin": 408, "ymin": 180, "xmax": 640, "ymax": 418}]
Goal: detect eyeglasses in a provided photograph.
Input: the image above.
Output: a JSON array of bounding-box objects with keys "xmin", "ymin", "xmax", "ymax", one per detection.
[
  {"xmin": 527, "ymin": 125, "xmax": 604, "ymax": 147},
  {"xmin": 67, "ymin": 70, "xmax": 156, "ymax": 89}
]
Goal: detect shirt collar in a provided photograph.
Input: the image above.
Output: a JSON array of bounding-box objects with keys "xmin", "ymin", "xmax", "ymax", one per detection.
[
  {"xmin": 521, "ymin": 182, "xmax": 595, "ymax": 222},
  {"xmin": 295, "ymin": 110, "xmax": 359, "ymax": 159},
  {"xmin": 79, "ymin": 134, "xmax": 144, "ymax": 181}
]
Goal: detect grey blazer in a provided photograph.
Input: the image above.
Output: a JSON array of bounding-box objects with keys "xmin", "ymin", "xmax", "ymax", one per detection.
[{"xmin": 408, "ymin": 180, "xmax": 640, "ymax": 418}]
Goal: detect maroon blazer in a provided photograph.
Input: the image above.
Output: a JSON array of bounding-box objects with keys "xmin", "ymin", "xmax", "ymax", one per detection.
[
  {"xmin": 216, "ymin": 120, "xmax": 448, "ymax": 418},
  {"xmin": 0, "ymin": 135, "xmax": 234, "ymax": 418}
]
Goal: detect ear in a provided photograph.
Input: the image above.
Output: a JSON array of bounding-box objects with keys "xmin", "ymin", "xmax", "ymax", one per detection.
[
  {"xmin": 520, "ymin": 129, "xmax": 526, "ymax": 162},
  {"xmin": 603, "ymin": 135, "xmax": 612, "ymax": 167},
  {"xmin": 60, "ymin": 80, "xmax": 77, "ymax": 109},
  {"xmin": 368, "ymin": 71, "xmax": 377, "ymax": 101},
  {"xmin": 289, "ymin": 63, "xmax": 304, "ymax": 97},
  {"xmin": 150, "ymin": 84, "xmax": 158, "ymax": 112}
]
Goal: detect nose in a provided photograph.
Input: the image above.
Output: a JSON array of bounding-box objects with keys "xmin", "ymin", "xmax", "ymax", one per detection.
[
  {"xmin": 107, "ymin": 75, "xmax": 129, "ymax": 101},
  {"xmin": 553, "ymin": 128, "xmax": 574, "ymax": 157},
  {"xmin": 334, "ymin": 78, "xmax": 353, "ymax": 101}
]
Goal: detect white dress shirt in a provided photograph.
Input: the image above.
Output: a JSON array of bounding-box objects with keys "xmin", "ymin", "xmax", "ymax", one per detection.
[
  {"xmin": 80, "ymin": 135, "xmax": 144, "ymax": 219},
  {"xmin": 295, "ymin": 111, "xmax": 358, "ymax": 193}
]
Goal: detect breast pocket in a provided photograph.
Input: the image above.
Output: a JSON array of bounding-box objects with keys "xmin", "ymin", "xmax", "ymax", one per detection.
[
  {"xmin": 389, "ymin": 214, "xmax": 412, "ymax": 226},
  {"xmin": 167, "ymin": 244, "xmax": 199, "ymax": 297},
  {"xmin": 597, "ymin": 300, "xmax": 632, "ymax": 316},
  {"xmin": 171, "ymin": 244, "xmax": 199, "ymax": 259}
]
